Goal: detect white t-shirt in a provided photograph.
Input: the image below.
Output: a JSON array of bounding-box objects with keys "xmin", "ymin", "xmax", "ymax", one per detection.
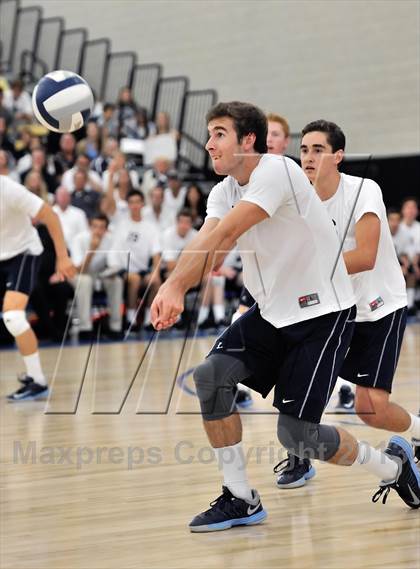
[
  {"xmin": 0, "ymin": 176, "xmax": 43, "ymax": 260},
  {"xmin": 62, "ymin": 167, "xmax": 103, "ymax": 193},
  {"xmin": 161, "ymin": 226, "xmax": 198, "ymax": 262},
  {"xmin": 70, "ymin": 230, "xmax": 113, "ymax": 274},
  {"xmin": 392, "ymin": 225, "xmax": 412, "ymax": 258},
  {"xmin": 108, "ymin": 218, "xmax": 161, "ymax": 273},
  {"xmin": 322, "ymin": 173, "xmax": 407, "ymax": 322},
  {"xmin": 53, "ymin": 204, "xmax": 89, "ymax": 247},
  {"xmin": 164, "ymin": 186, "xmax": 187, "ymax": 216},
  {"xmin": 206, "ymin": 155, "xmax": 355, "ymax": 328},
  {"xmin": 400, "ymin": 220, "xmax": 420, "ymax": 261},
  {"xmin": 142, "ymin": 205, "xmax": 175, "ymax": 235}
]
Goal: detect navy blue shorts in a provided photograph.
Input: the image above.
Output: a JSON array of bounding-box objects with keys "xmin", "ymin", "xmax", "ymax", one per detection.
[
  {"xmin": 339, "ymin": 307, "xmax": 407, "ymax": 393},
  {"xmin": 239, "ymin": 287, "xmax": 255, "ymax": 308},
  {"xmin": 208, "ymin": 303, "xmax": 356, "ymax": 423},
  {"xmin": 0, "ymin": 252, "xmax": 41, "ymax": 298}
]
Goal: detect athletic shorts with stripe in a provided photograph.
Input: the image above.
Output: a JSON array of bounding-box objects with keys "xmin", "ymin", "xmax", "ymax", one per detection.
[
  {"xmin": 207, "ymin": 303, "xmax": 357, "ymax": 423},
  {"xmin": 0, "ymin": 252, "xmax": 41, "ymax": 297},
  {"xmin": 339, "ymin": 306, "xmax": 407, "ymax": 393}
]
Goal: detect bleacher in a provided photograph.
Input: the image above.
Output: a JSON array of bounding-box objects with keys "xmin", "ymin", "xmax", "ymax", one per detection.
[{"xmin": 0, "ymin": 0, "xmax": 217, "ymax": 178}]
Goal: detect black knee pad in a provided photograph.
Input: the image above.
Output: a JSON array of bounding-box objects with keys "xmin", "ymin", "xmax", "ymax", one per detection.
[
  {"xmin": 277, "ymin": 413, "xmax": 340, "ymax": 461},
  {"xmin": 193, "ymin": 354, "xmax": 251, "ymax": 421}
]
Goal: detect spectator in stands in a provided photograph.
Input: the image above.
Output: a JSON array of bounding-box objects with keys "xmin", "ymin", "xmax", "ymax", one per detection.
[
  {"xmin": 101, "ymin": 159, "xmax": 133, "ymax": 226},
  {"xmin": 76, "ymin": 121, "xmax": 102, "ymax": 160},
  {"xmin": 30, "ymin": 225, "xmax": 74, "ymax": 342},
  {"xmin": 3, "ymin": 78, "xmax": 33, "ymax": 123},
  {"xmin": 142, "ymin": 185, "xmax": 175, "ymax": 234},
  {"xmin": 70, "ymin": 214, "xmax": 123, "ymax": 340},
  {"xmin": 400, "ymin": 197, "xmax": 420, "ymax": 315},
  {"xmin": 14, "ymin": 129, "xmax": 41, "ymax": 165},
  {"xmin": 183, "ymin": 183, "xmax": 207, "ymax": 230},
  {"xmin": 53, "ymin": 186, "xmax": 89, "ymax": 247},
  {"xmin": 266, "ymin": 113, "xmax": 290, "ymax": 155},
  {"xmin": 0, "ymin": 116, "xmax": 15, "ymax": 155},
  {"xmin": 125, "ymin": 108, "xmax": 155, "ymax": 140},
  {"xmin": 141, "ymin": 157, "xmax": 171, "ymax": 197},
  {"xmin": 71, "ymin": 170, "xmax": 101, "ymax": 220},
  {"xmin": 116, "ymin": 86, "xmax": 138, "ymax": 139},
  {"xmin": 20, "ymin": 148, "xmax": 57, "ymax": 195},
  {"xmin": 102, "ymin": 150, "xmax": 139, "ymax": 190},
  {"xmin": 0, "ymin": 88, "xmax": 13, "ymax": 127},
  {"xmin": 155, "ymin": 111, "xmax": 176, "ymax": 136},
  {"xmin": 62, "ymin": 153, "xmax": 103, "ymax": 193},
  {"xmin": 54, "ymin": 133, "xmax": 77, "ymax": 182},
  {"xmin": 161, "ymin": 209, "xmax": 197, "ymax": 276},
  {"xmin": 92, "ymin": 137, "xmax": 119, "ymax": 175},
  {"xmin": 97, "ymin": 103, "xmax": 119, "ymax": 141},
  {"xmin": 164, "ymin": 170, "xmax": 187, "ymax": 216},
  {"xmin": 401, "ymin": 197, "xmax": 420, "ymax": 263},
  {"xmin": 24, "ymin": 170, "xmax": 49, "ymax": 203},
  {"xmin": 0, "ymin": 149, "xmax": 19, "ymax": 182},
  {"xmin": 107, "ymin": 190, "xmax": 161, "ymax": 330}
]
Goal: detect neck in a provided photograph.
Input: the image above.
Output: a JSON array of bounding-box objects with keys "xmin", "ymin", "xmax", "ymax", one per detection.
[
  {"xmin": 233, "ymin": 154, "xmax": 262, "ymax": 186},
  {"xmin": 313, "ymin": 170, "xmax": 341, "ymax": 201},
  {"xmin": 131, "ymin": 213, "xmax": 141, "ymax": 222},
  {"xmin": 153, "ymin": 204, "xmax": 161, "ymax": 214}
]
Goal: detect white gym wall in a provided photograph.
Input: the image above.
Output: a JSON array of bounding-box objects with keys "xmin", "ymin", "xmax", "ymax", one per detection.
[{"xmin": 21, "ymin": 0, "xmax": 420, "ymax": 155}]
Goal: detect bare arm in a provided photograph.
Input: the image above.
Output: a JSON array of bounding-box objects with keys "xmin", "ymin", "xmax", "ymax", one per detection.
[
  {"xmin": 34, "ymin": 203, "xmax": 76, "ymax": 280},
  {"xmin": 101, "ymin": 163, "xmax": 118, "ymax": 217},
  {"xmin": 151, "ymin": 201, "xmax": 268, "ymax": 329},
  {"xmin": 343, "ymin": 212, "xmax": 380, "ymax": 275}
]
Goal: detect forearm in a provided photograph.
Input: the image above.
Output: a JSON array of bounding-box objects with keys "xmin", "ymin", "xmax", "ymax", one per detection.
[
  {"xmin": 35, "ymin": 205, "xmax": 68, "ymax": 259},
  {"xmin": 167, "ymin": 229, "xmax": 235, "ymax": 292}
]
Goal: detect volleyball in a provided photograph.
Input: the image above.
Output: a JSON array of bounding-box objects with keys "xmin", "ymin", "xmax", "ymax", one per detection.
[{"xmin": 32, "ymin": 70, "xmax": 94, "ymax": 133}]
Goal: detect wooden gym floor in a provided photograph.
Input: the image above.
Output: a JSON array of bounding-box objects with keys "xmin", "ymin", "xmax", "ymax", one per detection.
[{"xmin": 1, "ymin": 323, "xmax": 419, "ymax": 569}]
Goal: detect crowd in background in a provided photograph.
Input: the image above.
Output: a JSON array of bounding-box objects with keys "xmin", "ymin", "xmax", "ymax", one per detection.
[{"xmin": 0, "ymin": 76, "xmax": 419, "ymax": 344}]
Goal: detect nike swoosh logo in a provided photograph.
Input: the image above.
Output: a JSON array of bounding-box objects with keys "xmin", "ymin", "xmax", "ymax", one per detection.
[
  {"xmin": 282, "ymin": 398, "xmax": 294, "ymax": 404},
  {"xmin": 357, "ymin": 373, "xmax": 369, "ymax": 378},
  {"xmin": 408, "ymin": 486, "xmax": 420, "ymax": 506},
  {"xmin": 247, "ymin": 502, "xmax": 261, "ymax": 515}
]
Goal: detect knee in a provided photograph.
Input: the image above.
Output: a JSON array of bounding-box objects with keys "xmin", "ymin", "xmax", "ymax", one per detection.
[
  {"xmin": 277, "ymin": 413, "xmax": 340, "ymax": 461},
  {"xmin": 193, "ymin": 359, "xmax": 218, "ymax": 403},
  {"xmin": 3, "ymin": 310, "xmax": 30, "ymax": 337},
  {"xmin": 355, "ymin": 388, "xmax": 389, "ymax": 428}
]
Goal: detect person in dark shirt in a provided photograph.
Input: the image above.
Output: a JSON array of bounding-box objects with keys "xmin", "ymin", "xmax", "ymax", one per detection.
[{"xmin": 70, "ymin": 169, "xmax": 101, "ymax": 219}]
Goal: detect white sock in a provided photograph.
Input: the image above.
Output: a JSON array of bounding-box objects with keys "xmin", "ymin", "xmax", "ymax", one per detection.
[
  {"xmin": 354, "ymin": 441, "xmax": 398, "ymax": 482},
  {"xmin": 198, "ymin": 305, "xmax": 209, "ymax": 325},
  {"xmin": 407, "ymin": 288, "xmax": 415, "ymax": 308},
  {"xmin": 407, "ymin": 413, "xmax": 420, "ymax": 440},
  {"xmin": 213, "ymin": 304, "xmax": 225, "ymax": 322},
  {"xmin": 126, "ymin": 308, "xmax": 136, "ymax": 323},
  {"xmin": 215, "ymin": 441, "xmax": 253, "ymax": 501},
  {"xmin": 143, "ymin": 307, "xmax": 151, "ymax": 325},
  {"xmin": 23, "ymin": 352, "xmax": 47, "ymax": 385}
]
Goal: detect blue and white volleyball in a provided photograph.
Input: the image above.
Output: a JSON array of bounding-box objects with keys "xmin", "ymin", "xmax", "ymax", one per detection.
[{"xmin": 32, "ymin": 70, "xmax": 94, "ymax": 133}]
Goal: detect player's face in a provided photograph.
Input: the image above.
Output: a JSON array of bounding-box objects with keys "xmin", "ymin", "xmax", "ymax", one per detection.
[
  {"xmin": 206, "ymin": 117, "xmax": 252, "ymax": 176},
  {"xmin": 300, "ymin": 131, "xmax": 343, "ymax": 184},
  {"xmin": 267, "ymin": 121, "xmax": 289, "ymax": 155}
]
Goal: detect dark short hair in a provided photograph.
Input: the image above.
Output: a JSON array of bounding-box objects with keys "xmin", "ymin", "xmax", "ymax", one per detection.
[
  {"xmin": 91, "ymin": 213, "xmax": 109, "ymax": 227},
  {"xmin": 127, "ymin": 189, "xmax": 145, "ymax": 202},
  {"xmin": 206, "ymin": 101, "xmax": 268, "ymax": 153},
  {"xmin": 177, "ymin": 208, "xmax": 193, "ymax": 221},
  {"xmin": 301, "ymin": 120, "xmax": 346, "ymax": 152},
  {"xmin": 387, "ymin": 207, "xmax": 400, "ymax": 217},
  {"xmin": 103, "ymin": 103, "xmax": 116, "ymax": 112},
  {"xmin": 401, "ymin": 196, "xmax": 419, "ymax": 208}
]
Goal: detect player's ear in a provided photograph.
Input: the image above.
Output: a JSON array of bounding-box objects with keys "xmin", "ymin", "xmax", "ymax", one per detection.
[
  {"xmin": 335, "ymin": 149, "xmax": 344, "ymax": 166},
  {"xmin": 243, "ymin": 132, "xmax": 256, "ymax": 152}
]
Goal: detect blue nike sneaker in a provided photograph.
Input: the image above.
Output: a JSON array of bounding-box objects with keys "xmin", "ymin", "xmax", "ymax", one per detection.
[
  {"xmin": 189, "ymin": 486, "xmax": 267, "ymax": 532},
  {"xmin": 7, "ymin": 376, "xmax": 49, "ymax": 401},
  {"xmin": 372, "ymin": 436, "xmax": 420, "ymax": 509},
  {"xmin": 274, "ymin": 453, "xmax": 316, "ymax": 489}
]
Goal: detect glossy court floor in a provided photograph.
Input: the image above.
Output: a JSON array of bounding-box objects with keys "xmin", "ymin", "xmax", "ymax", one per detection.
[{"xmin": 1, "ymin": 323, "xmax": 419, "ymax": 569}]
